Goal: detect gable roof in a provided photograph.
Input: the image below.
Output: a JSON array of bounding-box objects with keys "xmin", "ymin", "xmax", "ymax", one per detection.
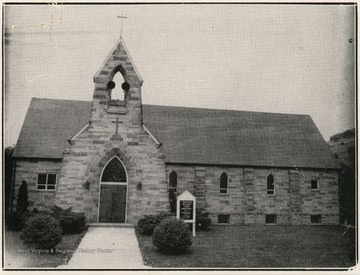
[
  {"xmin": 13, "ymin": 98, "xmax": 339, "ymax": 169},
  {"xmin": 12, "ymin": 98, "xmax": 91, "ymax": 159},
  {"xmin": 142, "ymin": 105, "xmax": 339, "ymax": 169}
]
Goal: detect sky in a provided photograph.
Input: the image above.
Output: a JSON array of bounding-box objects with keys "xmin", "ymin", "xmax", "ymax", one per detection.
[{"xmin": 3, "ymin": 3, "xmax": 356, "ymax": 147}]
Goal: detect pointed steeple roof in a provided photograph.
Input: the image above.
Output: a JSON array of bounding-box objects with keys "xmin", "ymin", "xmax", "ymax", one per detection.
[{"xmin": 93, "ymin": 37, "xmax": 143, "ymax": 85}]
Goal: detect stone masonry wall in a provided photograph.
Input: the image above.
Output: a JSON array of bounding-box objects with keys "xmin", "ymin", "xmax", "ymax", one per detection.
[
  {"xmin": 165, "ymin": 164, "xmax": 339, "ymax": 225},
  {"xmin": 54, "ymin": 38, "xmax": 169, "ymax": 224},
  {"xmin": 13, "ymin": 160, "xmax": 62, "ymax": 211},
  {"xmin": 298, "ymin": 170, "xmax": 339, "ymax": 224},
  {"xmin": 54, "ymin": 128, "xmax": 169, "ymax": 224},
  {"xmin": 165, "ymin": 165, "xmax": 196, "ymax": 195}
]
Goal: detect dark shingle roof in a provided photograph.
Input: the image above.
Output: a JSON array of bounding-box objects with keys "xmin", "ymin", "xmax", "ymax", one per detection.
[
  {"xmin": 13, "ymin": 98, "xmax": 91, "ymax": 159},
  {"xmin": 13, "ymin": 98, "xmax": 339, "ymax": 169},
  {"xmin": 143, "ymin": 105, "xmax": 339, "ymax": 169}
]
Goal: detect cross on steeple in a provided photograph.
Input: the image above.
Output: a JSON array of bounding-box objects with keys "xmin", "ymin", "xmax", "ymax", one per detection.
[
  {"xmin": 112, "ymin": 117, "xmax": 122, "ymax": 135},
  {"xmin": 117, "ymin": 12, "xmax": 127, "ymax": 37}
]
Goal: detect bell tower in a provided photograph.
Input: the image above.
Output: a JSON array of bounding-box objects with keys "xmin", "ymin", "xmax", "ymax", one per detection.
[
  {"xmin": 55, "ymin": 36, "xmax": 169, "ymax": 224},
  {"xmin": 91, "ymin": 37, "xmax": 143, "ymax": 133}
]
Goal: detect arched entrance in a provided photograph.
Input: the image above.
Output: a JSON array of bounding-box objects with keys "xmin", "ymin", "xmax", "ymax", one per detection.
[{"xmin": 98, "ymin": 156, "xmax": 128, "ymax": 223}]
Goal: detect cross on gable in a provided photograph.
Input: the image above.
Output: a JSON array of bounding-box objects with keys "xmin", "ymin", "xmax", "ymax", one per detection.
[
  {"xmin": 112, "ymin": 117, "xmax": 123, "ymax": 135},
  {"xmin": 117, "ymin": 12, "xmax": 127, "ymax": 37}
]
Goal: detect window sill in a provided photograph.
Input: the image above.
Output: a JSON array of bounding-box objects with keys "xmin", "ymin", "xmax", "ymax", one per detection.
[
  {"xmin": 219, "ymin": 193, "xmax": 229, "ymax": 196},
  {"xmin": 36, "ymin": 189, "xmax": 56, "ymax": 192}
]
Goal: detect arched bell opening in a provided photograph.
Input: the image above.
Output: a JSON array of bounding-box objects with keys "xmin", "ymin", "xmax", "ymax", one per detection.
[{"xmin": 106, "ymin": 65, "xmax": 131, "ymax": 101}]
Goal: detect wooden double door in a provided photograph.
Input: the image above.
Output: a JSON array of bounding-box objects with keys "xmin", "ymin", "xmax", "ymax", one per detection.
[{"xmin": 98, "ymin": 184, "xmax": 127, "ymax": 223}]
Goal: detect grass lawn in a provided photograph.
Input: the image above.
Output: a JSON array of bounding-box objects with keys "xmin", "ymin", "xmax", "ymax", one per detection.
[
  {"xmin": 4, "ymin": 229, "xmax": 87, "ymax": 268},
  {"xmin": 136, "ymin": 225, "xmax": 356, "ymax": 268}
]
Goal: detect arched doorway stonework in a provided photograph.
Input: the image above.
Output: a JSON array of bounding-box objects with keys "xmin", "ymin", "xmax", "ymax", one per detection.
[
  {"xmin": 85, "ymin": 145, "xmax": 137, "ymax": 223},
  {"xmin": 98, "ymin": 156, "xmax": 128, "ymax": 223}
]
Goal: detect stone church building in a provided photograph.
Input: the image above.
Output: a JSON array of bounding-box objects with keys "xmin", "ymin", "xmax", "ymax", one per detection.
[{"xmin": 12, "ymin": 37, "xmax": 340, "ymax": 225}]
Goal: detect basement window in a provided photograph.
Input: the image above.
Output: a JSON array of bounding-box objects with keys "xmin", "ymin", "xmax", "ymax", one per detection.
[
  {"xmin": 37, "ymin": 173, "xmax": 57, "ymax": 191},
  {"xmin": 311, "ymin": 180, "xmax": 319, "ymax": 190},
  {"xmin": 265, "ymin": 214, "xmax": 277, "ymax": 224},
  {"xmin": 311, "ymin": 215, "xmax": 322, "ymax": 224},
  {"xmin": 218, "ymin": 214, "xmax": 230, "ymax": 224}
]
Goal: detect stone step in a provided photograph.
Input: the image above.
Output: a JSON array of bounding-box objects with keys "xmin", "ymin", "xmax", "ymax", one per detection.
[{"xmin": 89, "ymin": 223, "xmax": 134, "ymax": 228}]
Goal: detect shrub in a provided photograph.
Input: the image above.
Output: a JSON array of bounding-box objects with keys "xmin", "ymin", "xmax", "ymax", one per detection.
[
  {"xmin": 6, "ymin": 211, "xmax": 28, "ymax": 231},
  {"xmin": 153, "ymin": 217, "xmax": 192, "ymax": 254},
  {"xmin": 32, "ymin": 208, "xmax": 39, "ymax": 214},
  {"xmin": 6, "ymin": 181, "xmax": 30, "ymax": 231},
  {"xmin": 196, "ymin": 210, "xmax": 211, "ymax": 231},
  {"xmin": 20, "ymin": 213, "xmax": 63, "ymax": 249},
  {"xmin": 51, "ymin": 205, "xmax": 86, "ymax": 234},
  {"xmin": 155, "ymin": 212, "xmax": 174, "ymax": 221},
  {"xmin": 137, "ymin": 212, "xmax": 174, "ymax": 236},
  {"xmin": 137, "ymin": 215, "xmax": 159, "ymax": 236}
]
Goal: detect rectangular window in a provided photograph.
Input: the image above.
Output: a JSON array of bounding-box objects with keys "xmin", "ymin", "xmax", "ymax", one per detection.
[
  {"xmin": 37, "ymin": 173, "xmax": 57, "ymax": 191},
  {"xmin": 311, "ymin": 215, "xmax": 322, "ymax": 224},
  {"xmin": 218, "ymin": 214, "xmax": 230, "ymax": 224},
  {"xmin": 311, "ymin": 180, "xmax": 319, "ymax": 190},
  {"xmin": 265, "ymin": 214, "xmax": 277, "ymax": 224}
]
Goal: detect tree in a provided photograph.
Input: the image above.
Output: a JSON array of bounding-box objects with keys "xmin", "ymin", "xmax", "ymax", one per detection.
[
  {"xmin": 169, "ymin": 189, "xmax": 177, "ymax": 214},
  {"xmin": 338, "ymin": 145, "xmax": 355, "ymax": 225},
  {"xmin": 340, "ymin": 160, "xmax": 355, "ymax": 225},
  {"xmin": 16, "ymin": 180, "xmax": 29, "ymax": 214}
]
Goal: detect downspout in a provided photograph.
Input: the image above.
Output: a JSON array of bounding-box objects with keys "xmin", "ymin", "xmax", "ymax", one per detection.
[
  {"xmin": 9, "ymin": 159, "xmax": 16, "ymax": 213},
  {"xmin": 337, "ymin": 168, "xmax": 343, "ymax": 225}
]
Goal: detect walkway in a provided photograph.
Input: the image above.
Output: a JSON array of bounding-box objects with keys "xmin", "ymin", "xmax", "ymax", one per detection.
[{"xmin": 58, "ymin": 226, "xmax": 149, "ymax": 269}]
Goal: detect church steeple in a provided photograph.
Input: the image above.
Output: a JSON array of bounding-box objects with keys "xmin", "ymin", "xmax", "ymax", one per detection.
[
  {"xmin": 91, "ymin": 37, "xmax": 143, "ymax": 129},
  {"xmin": 93, "ymin": 37, "xmax": 143, "ymax": 101}
]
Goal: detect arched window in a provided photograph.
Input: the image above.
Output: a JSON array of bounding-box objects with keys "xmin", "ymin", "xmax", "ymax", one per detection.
[
  {"xmin": 267, "ymin": 174, "xmax": 275, "ymax": 195},
  {"xmin": 169, "ymin": 171, "xmax": 177, "ymax": 193},
  {"xmin": 101, "ymin": 157, "xmax": 127, "ymax": 183},
  {"xmin": 220, "ymin": 172, "xmax": 228, "ymax": 194}
]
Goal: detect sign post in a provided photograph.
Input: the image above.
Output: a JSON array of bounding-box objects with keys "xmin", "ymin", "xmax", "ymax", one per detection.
[{"xmin": 176, "ymin": 190, "xmax": 196, "ymax": 237}]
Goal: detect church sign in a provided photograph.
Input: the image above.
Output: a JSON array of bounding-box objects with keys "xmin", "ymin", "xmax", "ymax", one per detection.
[
  {"xmin": 176, "ymin": 190, "xmax": 196, "ymax": 236},
  {"xmin": 179, "ymin": 200, "xmax": 194, "ymax": 220}
]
